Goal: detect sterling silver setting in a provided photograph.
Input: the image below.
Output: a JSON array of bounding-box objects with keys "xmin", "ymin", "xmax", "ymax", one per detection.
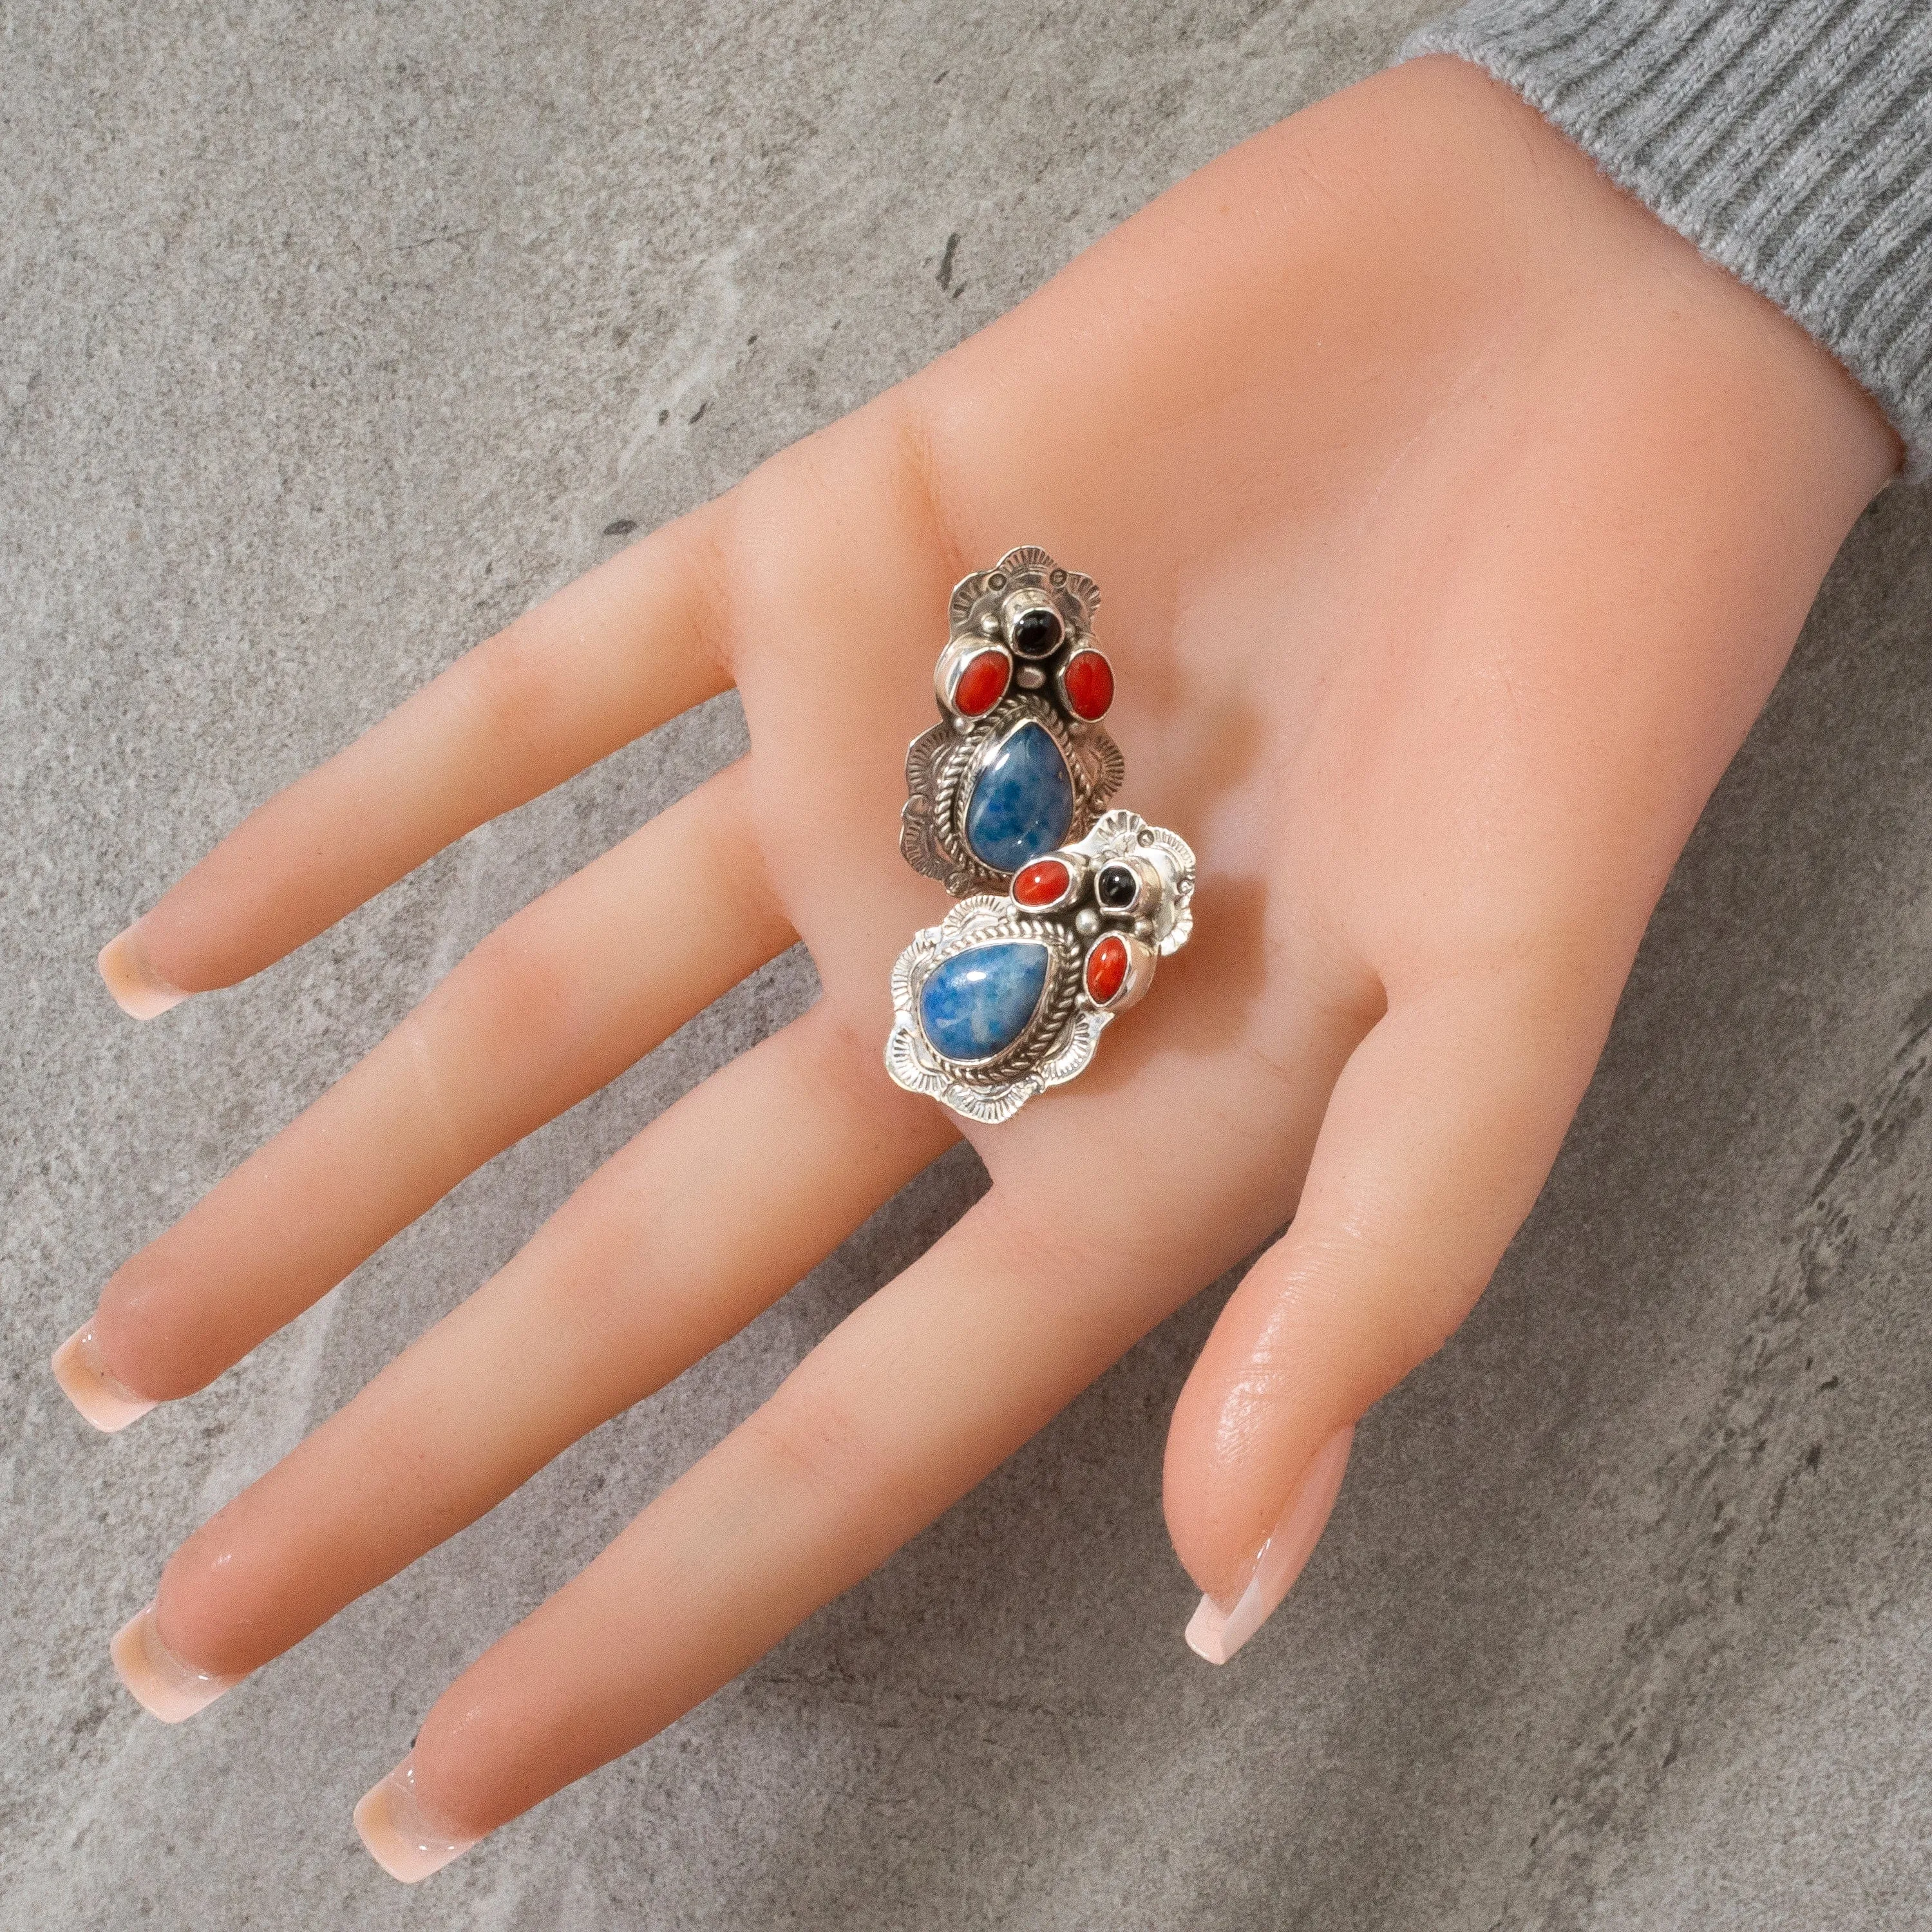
[
  {"xmin": 886, "ymin": 546, "xmax": 1196, "ymax": 1122},
  {"xmin": 900, "ymin": 545, "xmax": 1124, "ymax": 896},
  {"xmin": 886, "ymin": 810, "xmax": 1196, "ymax": 1122}
]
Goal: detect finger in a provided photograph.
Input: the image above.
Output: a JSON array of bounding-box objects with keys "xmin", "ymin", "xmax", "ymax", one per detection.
[
  {"xmin": 70, "ymin": 761, "xmax": 793, "ymax": 1412},
  {"xmin": 98, "ymin": 507, "xmax": 732, "ymax": 1016},
  {"xmin": 119, "ymin": 1005, "xmax": 954, "ymax": 1709},
  {"xmin": 1164, "ymin": 958, "xmax": 1621, "ymax": 1662},
  {"xmin": 350, "ymin": 1196, "xmax": 1181, "ymax": 1881}
]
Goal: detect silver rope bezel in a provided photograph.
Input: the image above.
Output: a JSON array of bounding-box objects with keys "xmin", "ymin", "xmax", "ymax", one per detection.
[
  {"xmin": 900, "ymin": 694, "xmax": 1123, "ymax": 897},
  {"xmin": 886, "ymin": 897, "xmax": 1109, "ymax": 1124}
]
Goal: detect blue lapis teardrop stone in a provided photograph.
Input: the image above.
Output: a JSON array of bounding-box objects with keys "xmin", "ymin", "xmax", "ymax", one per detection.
[
  {"xmin": 964, "ymin": 721, "xmax": 1074, "ymax": 872},
  {"xmin": 919, "ymin": 942, "xmax": 1051, "ymax": 1063}
]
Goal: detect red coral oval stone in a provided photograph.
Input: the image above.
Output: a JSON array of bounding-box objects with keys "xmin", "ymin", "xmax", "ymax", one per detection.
[
  {"xmin": 953, "ymin": 649, "xmax": 1010, "ymax": 717},
  {"xmin": 1013, "ymin": 858, "xmax": 1071, "ymax": 907},
  {"xmin": 1085, "ymin": 934, "xmax": 1129, "ymax": 1004},
  {"xmin": 1062, "ymin": 649, "xmax": 1114, "ymax": 720}
]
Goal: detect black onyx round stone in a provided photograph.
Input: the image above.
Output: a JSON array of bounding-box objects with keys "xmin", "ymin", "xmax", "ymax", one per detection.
[
  {"xmin": 1009, "ymin": 605, "xmax": 1064, "ymax": 659},
  {"xmin": 1095, "ymin": 863, "xmax": 1139, "ymax": 911}
]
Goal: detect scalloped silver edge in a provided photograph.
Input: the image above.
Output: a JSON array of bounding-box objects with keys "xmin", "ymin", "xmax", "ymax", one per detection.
[
  {"xmin": 886, "ymin": 896, "xmax": 1116, "ymax": 1122},
  {"xmin": 1065, "ymin": 810, "xmax": 1197, "ymax": 956},
  {"xmin": 947, "ymin": 545, "xmax": 1099, "ymax": 638}
]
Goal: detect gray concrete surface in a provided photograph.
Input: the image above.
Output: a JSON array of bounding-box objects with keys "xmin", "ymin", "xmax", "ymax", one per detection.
[{"xmin": 6, "ymin": 2, "xmax": 1932, "ymax": 1927}]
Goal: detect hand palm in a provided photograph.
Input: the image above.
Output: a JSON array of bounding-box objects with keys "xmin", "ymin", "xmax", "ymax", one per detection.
[{"xmin": 75, "ymin": 60, "xmax": 1890, "ymax": 1862}]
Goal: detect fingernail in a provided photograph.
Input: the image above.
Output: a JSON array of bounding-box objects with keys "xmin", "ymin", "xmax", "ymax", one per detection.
[
  {"xmin": 97, "ymin": 925, "xmax": 189, "ymax": 1021},
  {"xmin": 52, "ymin": 1322, "xmax": 157, "ymax": 1432},
  {"xmin": 1186, "ymin": 1425, "xmax": 1354, "ymax": 1667},
  {"xmin": 111, "ymin": 1601, "xmax": 242, "ymax": 1721},
  {"xmin": 355, "ymin": 1754, "xmax": 480, "ymax": 1884}
]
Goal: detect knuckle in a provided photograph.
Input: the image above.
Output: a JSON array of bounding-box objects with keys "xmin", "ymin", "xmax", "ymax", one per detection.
[
  {"xmin": 461, "ymin": 620, "xmax": 569, "ymax": 768},
  {"xmin": 1367, "ymin": 1278, "xmax": 1472, "ymax": 1388},
  {"xmin": 1286, "ymin": 1233, "xmax": 1489, "ymax": 1410},
  {"xmin": 738, "ymin": 1392, "xmax": 910, "ymax": 1526},
  {"xmin": 438, "ymin": 918, "xmax": 580, "ymax": 1059},
  {"xmin": 399, "ymin": 920, "xmax": 585, "ymax": 1166}
]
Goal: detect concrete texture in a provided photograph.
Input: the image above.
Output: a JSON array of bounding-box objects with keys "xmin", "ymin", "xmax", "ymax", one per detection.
[{"xmin": 5, "ymin": 2, "xmax": 1932, "ymax": 1926}]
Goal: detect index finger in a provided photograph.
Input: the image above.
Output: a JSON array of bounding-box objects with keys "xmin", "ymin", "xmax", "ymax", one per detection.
[{"xmin": 100, "ymin": 504, "xmax": 733, "ymax": 1014}]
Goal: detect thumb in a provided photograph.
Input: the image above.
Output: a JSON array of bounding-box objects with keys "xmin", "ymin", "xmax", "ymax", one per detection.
[{"xmin": 1167, "ymin": 960, "xmax": 1615, "ymax": 1663}]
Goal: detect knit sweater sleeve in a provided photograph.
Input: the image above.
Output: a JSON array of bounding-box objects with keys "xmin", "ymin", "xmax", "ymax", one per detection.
[{"xmin": 1402, "ymin": 0, "xmax": 1932, "ymax": 480}]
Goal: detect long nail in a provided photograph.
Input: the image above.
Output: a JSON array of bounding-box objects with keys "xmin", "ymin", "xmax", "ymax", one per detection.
[
  {"xmin": 111, "ymin": 1601, "xmax": 242, "ymax": 1721},
  {"xmin": 1186, "ymin": 1425, "xmax": 1354, "ymax": 1667},
  {"xmin": 97, "ymin": 925, "xmax": 189, "ymax": 1021},
  {"xmin": 355, "ymin": 1754, "xmax": 480, "ymax": 1883},
  {"xmin": 52, "ymin": 1322, "xmax": 157, "ymax": 1432}
]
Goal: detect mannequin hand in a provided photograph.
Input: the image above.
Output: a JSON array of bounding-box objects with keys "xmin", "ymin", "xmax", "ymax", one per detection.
[{"xmin": 65, "ymin": 56, "xmax": 1896, "ymax": 1876}]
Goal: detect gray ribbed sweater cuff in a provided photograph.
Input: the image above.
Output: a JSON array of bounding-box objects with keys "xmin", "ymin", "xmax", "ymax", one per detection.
[{"xmin": 1403, "ymin": 1, "xmax": 1932, "ymax": 482}]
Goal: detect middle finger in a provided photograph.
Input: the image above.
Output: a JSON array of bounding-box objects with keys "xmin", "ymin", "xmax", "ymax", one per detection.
[
  {"xmin": 127, "ymin": 1002, "xmax": 954, "ymax": 1703},
  {"xmin": 83, "ymin": 760, "xmax": 795, "ymax": 1410}
]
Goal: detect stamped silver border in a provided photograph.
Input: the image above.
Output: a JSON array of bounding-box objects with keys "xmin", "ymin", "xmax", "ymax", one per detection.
[
  {"xmin": 1066, "ymin": 810, "xmax": 1195, "ymax": 956},
  {"xmin": 886, "ymin": 811, "xmax": 1197, "ymax": 1122},
  {"xmin": 901, "ymin": 547, "xmax": 1124, "ymax": 895},
  {"xmin": 886, "ymin": 898, "xmax": 1103, "ymax": 1124}
]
